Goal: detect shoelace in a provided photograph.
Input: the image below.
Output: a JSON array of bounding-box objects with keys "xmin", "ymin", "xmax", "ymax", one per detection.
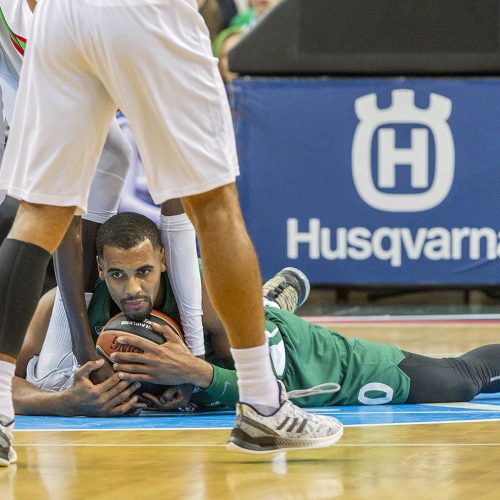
[{"xmin": 287, "ymin": 382, "xmax": 341, "ymax": 400}]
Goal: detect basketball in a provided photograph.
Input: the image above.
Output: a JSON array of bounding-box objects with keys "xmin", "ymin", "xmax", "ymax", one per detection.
[{"xmin": 96, "ymin": 310, "xmax": 184, "ymax": 396}]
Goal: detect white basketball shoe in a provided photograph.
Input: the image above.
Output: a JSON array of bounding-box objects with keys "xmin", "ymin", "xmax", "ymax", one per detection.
[
  {"xmin": 227, "ymin": 381, "xmax": 343, "ymax": 453},
  {"xmin": 0, "ymin": 418, "xmax": 16, "ymax": 466}
]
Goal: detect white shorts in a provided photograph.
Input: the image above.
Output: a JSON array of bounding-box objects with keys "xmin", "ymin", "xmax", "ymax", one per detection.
[{"xmin": 0, "ymin": 0, "xmax": 239, "ymax": 215}]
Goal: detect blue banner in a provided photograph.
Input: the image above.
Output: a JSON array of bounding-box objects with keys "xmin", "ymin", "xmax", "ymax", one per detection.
[{"xmin": 231, "ymin": 78, "xmax": 500, "ymax": 285}]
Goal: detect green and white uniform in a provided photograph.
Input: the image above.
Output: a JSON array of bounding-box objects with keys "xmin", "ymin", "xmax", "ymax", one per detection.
[
  {"xmin": 201, "ymin": 308, "xmax": 410, "ymax": 408},
  {"xmin": 88, "ymin": 274, "xmax": 410, "ymax": 408}
]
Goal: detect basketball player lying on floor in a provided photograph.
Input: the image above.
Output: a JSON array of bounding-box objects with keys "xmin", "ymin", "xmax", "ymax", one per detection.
[{"xmin": 13, "ymin": 212, "xmax": 500, "ymax": 416}]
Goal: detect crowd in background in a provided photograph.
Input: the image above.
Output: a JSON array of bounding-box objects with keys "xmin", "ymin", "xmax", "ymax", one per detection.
[{"xmin": 204, "ymin": 0, "xmax": 280, "ymax": 82}]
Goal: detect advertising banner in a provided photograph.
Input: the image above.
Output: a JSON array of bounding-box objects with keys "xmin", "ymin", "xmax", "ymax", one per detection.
[{"xmin": 231, "ymin": 78, "xmax": 500, "ymax": 285}]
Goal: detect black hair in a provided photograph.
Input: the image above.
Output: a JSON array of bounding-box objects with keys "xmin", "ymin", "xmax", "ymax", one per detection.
[{"xmin": 96, "ymin": 212, "xmax": 162, "ymax": 257}]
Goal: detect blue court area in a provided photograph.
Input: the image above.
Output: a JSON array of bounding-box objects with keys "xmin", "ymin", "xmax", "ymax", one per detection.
[{"xmin": 16, "ymin": 393, "xmax": 500, "ymax": 431}]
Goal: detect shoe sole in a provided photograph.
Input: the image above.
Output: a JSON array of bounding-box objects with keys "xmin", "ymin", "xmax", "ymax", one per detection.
[
  {"xmin": 226, "ymin": 426, "xmax": 343, "ymax": 454},
  {"xmin": 281, "ymin": 267, "xmax": 310, "ymax": 308}
]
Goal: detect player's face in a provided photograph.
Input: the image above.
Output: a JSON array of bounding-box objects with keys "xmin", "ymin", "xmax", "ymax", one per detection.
[{"xmin": 97, "ymin": 239, "xmax": 166, "ymax": 321}]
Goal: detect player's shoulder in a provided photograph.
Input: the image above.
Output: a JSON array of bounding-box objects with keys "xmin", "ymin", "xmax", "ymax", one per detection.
[{"xmin": 0, "ymin": 1, "xmax": 32, "ymax": 38}]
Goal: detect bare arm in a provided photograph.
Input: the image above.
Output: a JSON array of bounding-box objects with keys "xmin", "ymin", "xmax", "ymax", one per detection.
[
  {"xmin": 14, "ymin": 284, "xmax": 142, "ymax": 416},
  {"xmin": 15, "ymin": 288, "xmax": 56, "ymax": 378},
  {"xmin": 111, "ymin": 324, "xmax": 241, "ymax": 408},
  {"xmin": 53, "ymin": 217, "xmax": 104, "ymax": 368},
  {"xmin": 111, "ymin": 324, "xmax": 214, "ymax": 388},
  {"xmin": 14, "ymin": 359, "xmax": 144, "ymax": 416},
  {"xmin": 13, "ymin": 376, "xmax": 69, "ymax": 415}
]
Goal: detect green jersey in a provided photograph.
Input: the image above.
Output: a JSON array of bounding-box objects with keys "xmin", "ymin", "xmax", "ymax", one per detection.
[{"xmin": 199, "ymin": 308, "xmax": 410, "ymax": 408}]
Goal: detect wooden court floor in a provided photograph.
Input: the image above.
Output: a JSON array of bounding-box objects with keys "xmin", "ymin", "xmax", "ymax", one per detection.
[{"xmin": 5, "ymin": 322, "xmax": 500, "ymax": 499}]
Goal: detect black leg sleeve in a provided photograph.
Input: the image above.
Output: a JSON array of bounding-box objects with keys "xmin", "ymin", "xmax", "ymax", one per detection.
[
  {"xmin": 398, "ymin": 346, "xmax": 500, "ymax": 404},
  {"xmin": 0, "ymin": 239, "xmax": 51, "ymax": 358}
]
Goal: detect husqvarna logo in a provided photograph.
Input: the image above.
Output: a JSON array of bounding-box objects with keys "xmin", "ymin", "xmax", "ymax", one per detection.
[{"xmin": 352, "ymin": 90, "xmax": 455, "ymax": 212}]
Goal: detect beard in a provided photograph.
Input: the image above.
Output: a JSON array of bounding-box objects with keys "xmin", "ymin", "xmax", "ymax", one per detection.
[{"xmin": 120, "ymin": 296, "xmax": 153, "ymax": 322}]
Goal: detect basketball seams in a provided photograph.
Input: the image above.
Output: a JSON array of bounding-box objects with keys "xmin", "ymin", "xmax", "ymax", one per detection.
[{"xmin": 96, "ymin": 310, "xmax": 184, "ymax": 360}]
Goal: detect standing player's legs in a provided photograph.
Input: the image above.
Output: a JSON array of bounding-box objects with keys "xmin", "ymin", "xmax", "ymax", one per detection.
[
  {"xmin": 89, "ymin": 0, "xmax": 342, "ymax": 452},
  {"xmin": 0, "ymin": 0, "xmax": 116, "ymax": 465}
]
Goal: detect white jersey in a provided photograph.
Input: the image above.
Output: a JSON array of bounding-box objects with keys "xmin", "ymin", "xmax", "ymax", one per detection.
[
  {"xmin": 0, "ymin": 0, "xmax": 132, "ymax": 221},
  {"xmin": 0, "ymin": 1, "xmax": 31, "ymax": 122}
]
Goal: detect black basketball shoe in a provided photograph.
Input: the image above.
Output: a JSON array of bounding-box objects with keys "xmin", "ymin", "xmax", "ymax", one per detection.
[{"xmin": 262, "ymin": 267, "xmax": 310, "ymax": 313}]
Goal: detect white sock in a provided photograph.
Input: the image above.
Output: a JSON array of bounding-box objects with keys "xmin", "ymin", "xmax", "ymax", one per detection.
[
  {"xmin": 35, "ymin": 288, "xmax": 90, "ymax": 378},
  {"xmin": 231, "ymin": 342, "xmax": 280, "ymax": 413},
  {"xmin": 0, "ymin": 360, "xmax": 15, "ymax": 422},
  {"xmin": 159, "ymin": 213, "xmax": 205, "ymax": 356}
]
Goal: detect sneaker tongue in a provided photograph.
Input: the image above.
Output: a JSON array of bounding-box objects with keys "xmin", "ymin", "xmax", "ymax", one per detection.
[{"xmin": 252, "ymin": 403, "xmax": 279, "ymax": 416}]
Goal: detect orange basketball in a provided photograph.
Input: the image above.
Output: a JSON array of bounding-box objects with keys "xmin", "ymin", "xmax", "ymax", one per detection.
[
  {"xmin": 96, "ymin": 310, "xmax": 184, "ymax": 396},
  {"xmin": 96, "ymin": 310, "xmax": 183, "ymax": 361}
]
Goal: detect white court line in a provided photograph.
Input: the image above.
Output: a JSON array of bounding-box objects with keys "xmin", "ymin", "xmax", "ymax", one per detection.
[
  {"xmin": 306, "ymin": 323, "xmax": 500, "ymax": 328},
  {"xmin": 427, "ymin": 402, "xmax": 500, "ymax": 411},
  {"xmin": 302, "ymin": 314, "xmax": 500, "ymax": 322}
]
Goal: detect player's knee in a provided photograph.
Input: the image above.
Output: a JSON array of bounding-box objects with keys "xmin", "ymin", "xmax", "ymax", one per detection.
[
  {"xmin": 10, "ymin": 202, "xmax": 76, "ymax": 253},
  {"xmin": 182, "ymin": 183, "xmax": 242, "ymax": 230},
  {"xmin": 449, "ymin": 381, "xmax": 479, "ymax": 402}
]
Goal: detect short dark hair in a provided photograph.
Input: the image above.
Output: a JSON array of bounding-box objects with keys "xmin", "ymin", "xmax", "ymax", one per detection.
[{"xmin": 96, "ymin": 212, "xmax": 162, "ymax": 257}]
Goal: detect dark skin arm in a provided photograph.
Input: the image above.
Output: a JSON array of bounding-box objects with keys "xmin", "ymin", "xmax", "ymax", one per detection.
[
  {"xmin": 54, "ymin": 217, "xmax": 113, "ymax": 382},
  {"xmin": 13, "ymin": 359, "xmax": 144, "ymax": 417},
  {"xmin": 15, "ymin": 289, "xmax": 144, "ymax": 416},
  {"xmin": 15, "ymin": 288, "xmax": 56, "ymax": 379},
  {"xmin": 111, "ymin": 323, "xmax": 214, "ymax": 388}
]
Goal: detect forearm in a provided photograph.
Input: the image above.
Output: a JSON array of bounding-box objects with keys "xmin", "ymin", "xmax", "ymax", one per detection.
[
  {"xmin": 13, "ymin": 376, "xmax": 73, "ymax": 416},
  {"xmin": 54, "ymin": 217, "xmax": 98, "ymax": 364},
  {"xmin": 186, "ymin": 357, "xmax": 214, "ymax": 388}
]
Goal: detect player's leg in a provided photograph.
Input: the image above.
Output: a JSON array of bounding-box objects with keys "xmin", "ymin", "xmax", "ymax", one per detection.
[
  {"xmin": 0, "ymin": 203, "xmax": 74, "ymax": 466},
  {"xmin": 89, "ymin": 0, "xmax": 342, "ymax": 452},
  {"xmin": 182, "ymin": 185, "xmax": 276, "ymax": 400},
  {"xmin": 399, "ymin": 345, "xmax": 500, "ymax": 403},
  {"xmin": 0, "ymin": 0, "xmax": 116, "ymax": 464},
  {"xmin": 90, "ymin": 1, "xmax": 277, "ymax": 402}
]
